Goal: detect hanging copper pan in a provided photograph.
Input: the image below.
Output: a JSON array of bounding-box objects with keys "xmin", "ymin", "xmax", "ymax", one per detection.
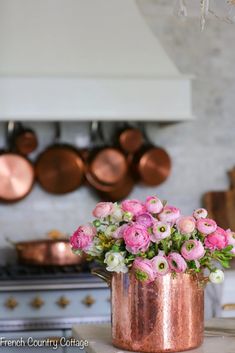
[
  {"xmin": 132, "ymin": 125, "xmax": 171, "ymax": 186},
  {"xmin": 117, "ymin": 125, "xmax": 144, "ymax": 154},
  {"xmin": 0, "ymin": 122, "xmax": 35, "ymax": 202},
  {"xmin": 85, "ymin": 122, "xmax": 128, "ymax": 187},
  {"xmin": 86, "ymin": 170, "xmax": 134, "ymax": 201},
  {"xmin": 13, "ymin": 122, "xmax": 38, "ymax": 156},
  {"xmin": 35, "ymin": 123, "xmax": 85, "ymax": 194}
]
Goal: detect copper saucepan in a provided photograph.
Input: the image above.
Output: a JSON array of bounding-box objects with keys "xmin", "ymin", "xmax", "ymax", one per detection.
[
  {"xmin": 0, "ymin": 122, "xmax": 35, "ymax": 203},
  {"xmin": 86, "ymin": 122, "xmax": 128, "ymax": 186},
  {"xmin": 7, "ymin": 231, "xmax": 86, "ymax": 266},
  {"xmin": 35, "ymin": 122, "xmax": 85, "ymax": 194},
  {"xmin": 85, "ymin": 122, "xmax": 134, "ymax": 201},
  {"xmin": 12, "ymin": 122, "xmax": 38, "ymax": 156},
  {"xmin": 131, "ymin": 124, "xmax": 172, "ymax": 186},
  {"xmin": 116, "ymin": 124, "xmax": 144, "ymax": 154}
]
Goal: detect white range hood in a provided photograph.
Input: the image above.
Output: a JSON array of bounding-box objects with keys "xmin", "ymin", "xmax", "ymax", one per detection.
[{"xmin": 0, "ymin": 0, "xmax": 193, "ymax": 121}]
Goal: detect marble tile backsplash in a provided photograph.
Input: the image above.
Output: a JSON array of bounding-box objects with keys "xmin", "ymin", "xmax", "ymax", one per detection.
[{"xmin": 1, "ymin": 1, "xmax": 235, "ymax": 264}]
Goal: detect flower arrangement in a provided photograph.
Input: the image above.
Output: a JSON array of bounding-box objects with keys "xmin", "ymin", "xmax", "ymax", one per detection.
[{"xmin": 70, "ymin": 197, "xmax": 235, "ymax": 284}]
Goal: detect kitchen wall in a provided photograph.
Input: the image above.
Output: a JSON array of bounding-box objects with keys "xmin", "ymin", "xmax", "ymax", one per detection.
[{"xmin": 0, "ymin": 0, "xmax": 235, "ymax": 260}]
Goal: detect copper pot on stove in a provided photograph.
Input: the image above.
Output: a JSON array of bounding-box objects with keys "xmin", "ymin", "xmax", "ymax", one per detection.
[{"xmin": 7, "ymin": 230, "xmax": 86, "ymax": 266}]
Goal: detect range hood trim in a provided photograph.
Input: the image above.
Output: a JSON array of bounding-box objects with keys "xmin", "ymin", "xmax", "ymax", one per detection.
[{"xmin": 0, "ymin": 76, "xmax": 193, "ymax": 121}]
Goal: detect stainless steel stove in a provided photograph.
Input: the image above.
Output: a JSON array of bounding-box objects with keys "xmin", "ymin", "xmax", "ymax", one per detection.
[{"xmin": 0, "ymin": 264, "xmax": 110, "ymax": 333}]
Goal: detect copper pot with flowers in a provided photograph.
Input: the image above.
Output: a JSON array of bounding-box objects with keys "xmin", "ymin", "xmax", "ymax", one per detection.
[{"xmin": 70, "ymin": 197, "xmax": 235, "ymax": 353}]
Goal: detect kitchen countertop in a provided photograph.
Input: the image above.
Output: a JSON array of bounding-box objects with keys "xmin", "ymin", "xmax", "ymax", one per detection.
[{"xmin": 72, "ymin": 320, "xmax": 235, "ymax": 353}]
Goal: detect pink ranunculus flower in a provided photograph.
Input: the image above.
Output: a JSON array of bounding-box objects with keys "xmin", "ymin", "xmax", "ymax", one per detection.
[
  {"xmin": 70, "ymin": 224, "xmax": 96, "ymax": 251},
  {"xmin": 123, "ymin": 224, "xmax": 151, "ymax": 254},
  {"xmin": 205, "ymin": 227, "xmax": 228, "ymax": 251},
  {"xmin": 196, "ymin": 218, "xmax": 217, "ymax": 235},
  {"xmin": 92, "ymin": 202, "xmax": 114, "ymax": 218},
  {"xmin": 176, "ymin": 216, "xmax": 196, "ymax": 234},
  {"xmin": 193, "ymin": 208, "xmax": 208, "ymax": 220},
  {"xmin": 168, "ymin": 252, "xmax": 187, "ymax": 273},
  {"xmin": 226, "ymin": 229, "xmax": 235, "ymax": 254},
  {"xmin": 121, "ymin": 199, "xmax": 146, "ymax": 217},
  {"xmin": 158, "ymin": 206, "xmax": 181, "ymax": 225},
  {"xmin": 145, "ymin": 196, "xmax": 163, "ymax": 214},
  {"xmin": 136, "ymin": 213, "xmax": 154, "ymax": 227},
  {"xmin": 151, "ymin": 222, "xmax": 171, "ymax": 242},
  {"xmin": 112, "ymin": 224, "xmax": 128, "ymax": 239},
  {"xmin": 152, "ymin": 255, "xmax": 169, "ymax": 276},
  {"xmin": 181, "ymin": 240, "xmax": 205, "ymax": 260},
  {"xmin": 132, "ymin": 257, "xmax": 155, "ymax": 283}
]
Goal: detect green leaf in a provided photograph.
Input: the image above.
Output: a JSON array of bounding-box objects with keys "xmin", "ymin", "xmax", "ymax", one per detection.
[
  {"xmin": 112, "ymin": 244, "xmax": 120, "ymax": 252},
  {"xmin": 219, "ymin": 260, "xmax": 230, "ymax": 268}
]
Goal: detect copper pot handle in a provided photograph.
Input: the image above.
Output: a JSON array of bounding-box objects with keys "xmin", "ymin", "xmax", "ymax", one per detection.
[{"xmin": 91, "ymin": 267, "xmax": 112, "ymax": 287}]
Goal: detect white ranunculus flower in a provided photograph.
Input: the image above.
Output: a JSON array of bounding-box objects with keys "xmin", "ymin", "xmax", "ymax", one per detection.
[
  {"xmin": 209, "ymin": 269, "xmax": 224, "ymax": 284},
  {"xmin": 110, "ymin": 204, "xmax": 123, "ymax": 222},
  {"xmin": 104, "ymin": 252, "xmax": 128, "ymax": 273},
  {"xmin": 105, "ymin": 225, "xmax": 117, "ymax": 237}
]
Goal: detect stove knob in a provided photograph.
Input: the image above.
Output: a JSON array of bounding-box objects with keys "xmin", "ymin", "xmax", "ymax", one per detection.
[
  {"xmin": 56, "ymin": 296, "xmax": 70, "ymax": 309},
  {"xmin": 82, "ymin": 295, "xmax": 95, "ymax": 307},
  {"xmin": 30, "ymin": 296, "xmax": 45, "ymax": 309},
  {"xmin": 222, "ymin": 303, "xmax": 235, "ymax": 310},
  {"xmin": 5, "ymin": 297, "xmax": 18, "ymax": 310}
]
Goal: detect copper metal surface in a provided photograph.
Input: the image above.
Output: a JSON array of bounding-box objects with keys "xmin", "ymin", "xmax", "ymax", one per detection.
[
  {"xmin": 89, "ymin": 148, "xmax": 127, "ymax": 185},
  {"xmin": 0, "ymin": 153, "xmax": 34, "ymax": 201},
  {"xmin": 15, "ymin": 239, "xmax": 86, "ymax": 266},
  {"xmin": 111, "ymin": 272, "xmax": 204, "ymax": 353},
  {"xmin": 14, "ymin": 130, "xmax": 38, "ymax": 155},
  {"xmin": 137, "ymin": 146, "xmax": 171, "ymax": 186},
  {"xmin": 86, "ymin": 169, "xmax": 133, "ymax": 201},
  {"xmin": 99, "ymin": 173, "xmax": 134, "ymax": 201},
  {"xmin": 119, "ymin": 128, "xmax": 143, "ymax": 153},
  {"xmin": 35, "ymin": 147, "xmax": 84, "ymax": 194}
]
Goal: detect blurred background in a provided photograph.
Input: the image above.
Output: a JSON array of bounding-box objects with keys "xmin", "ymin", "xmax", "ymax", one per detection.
[{"xmin": 0, "ymin": 0, "xmax": 235, "ymax": 349}]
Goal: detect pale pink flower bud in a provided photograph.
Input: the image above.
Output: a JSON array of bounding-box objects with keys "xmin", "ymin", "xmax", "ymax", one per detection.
[
  {"xmin": 196, "ymin": 218, "xmax": 217, "ymax": 235},
  {"xmin": 176, "ymin": 216, "xmax": 196, "ymax": 234},
  {"xmin": 145, "ymin": 196, "xmax": 163, "ymax": 214},
  {"xmin": 181, "ymin": 240, "xmax": 205, "ymax": 260},
  {"xmin": 92, "ymin": 202, "xmax": 114, "ymax": 218},
  {"xmin": 168, "ymin": 252, "xmax": 187, "ymax": 273},
  {"xmin": 132, "ymin": 257, "xmax": 155, "ymax": 283},
  {"xmin": 193, "ymin": 208, "xmax": 208, "ymax": 220},
  {"xmin": 158, "ymin": 206, "xmax": 181, "ymax": 225},
  {"xmin": 136, "ymin": 213, "xmax": 154, "ymax": 227},
  {"xmin": 121, "ymin": 199, "xmax": 146, "ymax": 217}
]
